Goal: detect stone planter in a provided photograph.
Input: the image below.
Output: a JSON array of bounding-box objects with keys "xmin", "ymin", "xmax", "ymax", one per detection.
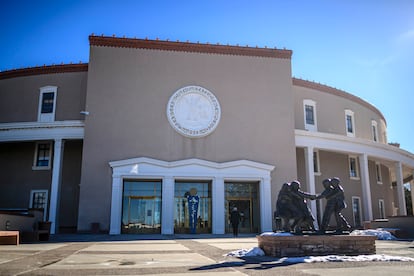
[{"xmin": 257, "ymin": 234, "xmax": 376, "ymax": 257}]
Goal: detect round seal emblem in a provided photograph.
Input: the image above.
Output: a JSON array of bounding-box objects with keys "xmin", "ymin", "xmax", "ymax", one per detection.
[{"xmin": 167, "ymin": 86, "xmax": 221, "ymax": 138}]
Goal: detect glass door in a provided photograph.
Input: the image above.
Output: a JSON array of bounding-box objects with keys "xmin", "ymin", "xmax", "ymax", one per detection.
[
  {"xmin": 352, "ymin": 196, "xmax": 362, "ymax": 228},
  {"xmin": 121, "ymin": 180, "xmax": 161, "ymax": 234},
  {"xmin": 225, "ymin": 182, "xmax": 260, "ymax": 233},
  {"xmin": 174, "ymin": 181, "xmax": 212, "ymax": 234}
]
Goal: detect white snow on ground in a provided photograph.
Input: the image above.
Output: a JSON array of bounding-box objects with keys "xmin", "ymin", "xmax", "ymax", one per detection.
[
  {"xmin": 225, "ymin": 229, "xmax": 414, "ymax": 263},
  {"xmin": 225, "ymin": 248, "xmax": 414, "ymax": 263},
  {"xmin": 350, "ymin": 229, "xmax": 396, "ymax": 240}
]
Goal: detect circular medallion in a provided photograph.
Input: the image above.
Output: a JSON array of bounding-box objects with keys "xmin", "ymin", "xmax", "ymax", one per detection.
[{"xmin": 167, "ymin": 85, "xmax": 221, "ymax": 138}]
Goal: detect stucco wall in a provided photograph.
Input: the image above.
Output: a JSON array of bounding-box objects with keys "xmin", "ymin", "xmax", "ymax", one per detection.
[
  {"xmin": 0, "ymin": 72, "xmax": 87, "ymax": 123},
  {"xmin": 0, "ymin": 142, "xmax": 52, "ymax": 208},
  {"xmin": 59, "ymin": 140, "xmax": 82, "ymax": 230},
  {"xmin": 296, "ymin": 148, "xmax": 394, "ymax": 227},
  {"xmin": 78, "ymin": 46, "xmax": 297, "ymax": 231},
  {"xmin": 293, "ymin": 85, "xmax": 387, "ymax": 143}
]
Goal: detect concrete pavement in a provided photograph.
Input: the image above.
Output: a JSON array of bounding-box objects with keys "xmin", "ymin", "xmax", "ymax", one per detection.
[{"xmin": 0, "ymin": 234, "xmax": 413, "ymax": 275}]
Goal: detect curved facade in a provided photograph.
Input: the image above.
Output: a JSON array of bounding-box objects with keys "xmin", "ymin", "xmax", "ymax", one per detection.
[{"xmin": 1, "ymin": 35, "xmax": 413, "ymax": 235}]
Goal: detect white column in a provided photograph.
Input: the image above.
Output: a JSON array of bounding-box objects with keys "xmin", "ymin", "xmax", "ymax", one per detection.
[
  {"xmin": 260, "ymin": 176, "xmax": 273, "ymax": 232},
  {"xmin": 161, "ymin": 176, "xmax": 174, "ymax": 235},
  {"xmin": 49, "ymin": 139, "xmax": 64, "ymax": 234},
  {"xmin": 395, "ymin": 162, "xmax": 407, "ymax": 216},
  {"xmin": 212, "ymin": 177, "xmax": 225, "ymax": 234},
  {"xmin": 410, "ymin": 175, "xmax": 414, "ymax": 216},
  {"xmin": 304, "ymin": 146, "xmax": 318, "ymax": 229},
  {"xmin": 109, "ymin": 176, "xmax": 122, "ymax": 234},
  {"xmin": 359, "ymin": 153, "xmax": 373, "ymax": 221}
]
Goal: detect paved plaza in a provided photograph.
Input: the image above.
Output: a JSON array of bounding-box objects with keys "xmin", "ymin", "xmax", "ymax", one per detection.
[{"xmin": 0, "ymin": 234, "xmax": 413, "ymax": 275}]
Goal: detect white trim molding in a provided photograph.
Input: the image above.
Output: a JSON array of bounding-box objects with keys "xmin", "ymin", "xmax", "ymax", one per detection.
[
  {"xmin": 295, "ymin": 129, "xmax": 414, "ymax": 168},
  {"xmin": 109, "ymin": 157, "xmax": 275, "ymax": 235},
  {"xmin": 0, "ymin": 120, "xmax": 84, "ymax": 142}
]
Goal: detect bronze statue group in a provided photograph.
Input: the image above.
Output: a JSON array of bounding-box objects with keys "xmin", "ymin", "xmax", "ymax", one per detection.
[{"xmin": 275, "ymin": 177, "xmax": 352, "ymax": 234}]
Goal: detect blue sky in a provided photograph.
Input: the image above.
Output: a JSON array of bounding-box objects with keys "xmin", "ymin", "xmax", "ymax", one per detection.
[{"xmin": 1, "ymin": 0, "xmax": 413, "ymax": 153}]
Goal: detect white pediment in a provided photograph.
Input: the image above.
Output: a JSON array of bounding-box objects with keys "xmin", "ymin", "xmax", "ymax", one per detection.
[{"xmin": 109, "ymin": 157, "xmax": 275, "ymax": 179}]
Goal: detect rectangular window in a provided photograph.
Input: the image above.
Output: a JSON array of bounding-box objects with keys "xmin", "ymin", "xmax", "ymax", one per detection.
[
  {"xmin": 378, "ymin": 199, "xmax": 385, "ymax": 219},
  {"xmin": 371, "ymin": 120, "xmax": 378, "ymax": 142},
  {"xmin": 376, "ymin": 163, "xmax": 382, "ymax": 184},
  {"xmin": 30, "ymin": 190, "xmax": 48, "ymax": 221},
  {"xmin": 313, "ymin": 151, "xmax": 320, "ymax": 174},
  {"xmin": 305, "ymin": 105, "xmax": 314, "ymax": 125},
  {"xmin": 41, "ymin": 92, "xmax": 55, "ymax": 114},
  {"xmin": 345, "ymin": 109, "xmax": 355, "ymax": 137},
  {"xmin": 121, "ymin": 179, "xmax": 162, "ymax": 234},
  {"xmin": 349, "ymin": 156, "xmax": 359, "ymax": 179},
  {"xmin": 38, "ymin": 86, "xmax": 57, "ymax": 122},
  {"xmin": 33, "ymin": 142, "xmax": 52, "ymax": 170},
  {"xmin": 352, "ymin": 196, "xmax": 362, "ymax": 228},
  {"xmin": 175, "ymin": 180, "xmax": 212, "ymax": 234},
  {"xmin": 303, "ymin": 100, "xmax": 317, "ymax": 131}
]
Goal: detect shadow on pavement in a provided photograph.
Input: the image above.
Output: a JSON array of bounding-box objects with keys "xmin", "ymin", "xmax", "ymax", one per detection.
[{"xmin": 190, "ymin": 256, "xmax": 297, "ymax": 271}]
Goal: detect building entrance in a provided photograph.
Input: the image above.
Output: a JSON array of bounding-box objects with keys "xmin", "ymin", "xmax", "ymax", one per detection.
[
  {"xmin": 174, "ymin": 181, "xmax": 212, "ymax": 234},
  {"xmin": 121, "ymin": 180, "xmax": 161, "ymax": 234},
  {"xmin": 225, "ymin": 182, "xmax": 260, "ymax": 233}
]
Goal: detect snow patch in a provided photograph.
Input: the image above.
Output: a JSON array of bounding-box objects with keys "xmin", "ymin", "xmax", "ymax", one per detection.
[
  {"xmin": 350, "ymin": 229, "xmax": 396, "ymax": 240},
  {"xmin": 225, "ymin": 230, "xmax": 413, "ymax": 262},
  {"xmin": 226, "ymin": 247, "xmax": 265, "ymax": 257}
]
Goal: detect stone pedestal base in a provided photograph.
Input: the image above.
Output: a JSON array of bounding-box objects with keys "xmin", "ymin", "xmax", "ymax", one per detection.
[{"xmin": 257, "ymin": 234, "xmax": 376, "ymax": 257}]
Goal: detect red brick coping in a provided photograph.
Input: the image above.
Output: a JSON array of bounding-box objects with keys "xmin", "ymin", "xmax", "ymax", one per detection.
[
  {"xmin": 257, "ymin": 234, "xmax": 376, "ymax": 257},
  {"xmin": 89, "ymin": 35, "xmax": 293, "ymax": 59}
]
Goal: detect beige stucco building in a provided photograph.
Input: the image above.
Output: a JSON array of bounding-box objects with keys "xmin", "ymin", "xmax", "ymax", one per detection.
[{"xmin": 1, "ymin": 35, "xmax": 413, "ymax": 235}]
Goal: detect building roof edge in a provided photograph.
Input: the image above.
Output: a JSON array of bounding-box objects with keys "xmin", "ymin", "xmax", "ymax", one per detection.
[
  {"xmin": 292, "ymin": 77, "xmax": 387, "ymax": 125},
  {"xmin": 0, "ymin": 63, "xmax": 88, "ymax": 80},
  {"xmin": 89, "ymin": 35, "xmax": 293, "ymax": 59}
]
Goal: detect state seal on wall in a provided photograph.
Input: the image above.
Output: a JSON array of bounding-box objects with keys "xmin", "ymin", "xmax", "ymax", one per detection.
[{"xmin": 167, "ymin": 85, "xmax": 221, "ymax": 138}]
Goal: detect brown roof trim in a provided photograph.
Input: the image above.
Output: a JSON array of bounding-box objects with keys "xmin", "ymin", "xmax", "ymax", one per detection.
[
  {"xmin": 0, "ymin": 63, "xmax": 88, "ymax": 80},
  {"xmin": 292, "ymin": 77, "xmax": 386, "ymax": 124},
  {"xmin": 89, "ymin": 35, "xmax": 292, "ymax": 59}
]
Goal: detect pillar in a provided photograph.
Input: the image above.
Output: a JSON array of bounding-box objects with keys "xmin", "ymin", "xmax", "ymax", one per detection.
[
  {"xmin": 212, "ymin": 177, "xmax": 225, "ymax": 234},
  {"xmin": 410, "ymin": 175, "xmax": 414, "ymax": 216},
  {"xmin": 48, "ymin": 139, "xmax": 64, "ymax": 234},
  {"xmin": 304, "ymin": 146, "xmax": 318, "ymax": 229},
  {"xmin": 161, "ymin": 176, "xmax": 174, "ymax": 234},
  {"xmin": 359, "ymin": 153, "xmax": 373, "ymax": 221},
  {"xmin": 395, "ymin": 162, "xmax": 407, "ymax": 216},
  {"xmin": 260, "ymin": 176, "xmax": 273, "ymax": 232},
  {"xmin": 109, "ymin": 176, "xmax": 122, "ymax": 234}
]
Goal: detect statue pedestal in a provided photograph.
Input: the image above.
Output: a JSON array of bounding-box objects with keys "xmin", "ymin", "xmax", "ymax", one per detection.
[{"xmin": 257, "ymin": 234, "xmax": 376, "ymax": 257}]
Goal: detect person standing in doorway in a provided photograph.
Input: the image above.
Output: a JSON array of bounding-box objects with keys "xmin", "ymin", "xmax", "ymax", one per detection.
[{"xmin": 230, "ymin": 207, "xmax": 241, "ymax": 237}]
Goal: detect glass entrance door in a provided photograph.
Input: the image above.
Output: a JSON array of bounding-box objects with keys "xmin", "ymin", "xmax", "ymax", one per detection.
[
  {"xmin": 121, "ymin": 180, "xmax": 161, "ymax": 234},
  {"xmin": 174, "ymin": 181, "xmax": 212, "ymax": 234},
  {"xmin": 225, "ymin": 182, "xmax": 260, "ymax": 233}
]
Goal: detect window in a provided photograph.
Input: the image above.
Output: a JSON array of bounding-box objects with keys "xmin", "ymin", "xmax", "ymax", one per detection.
[
  {"xmin": 349, "ymin": 156, "xmax": 359, "ymax": 179},
  {"xmin": 345, "ymin": 109, "xmax": 355, "ymax": 137},
  {"xmin": 303, "ymin": 99, "xmax": 317, "ymax": 131},
  {"xmin": 122, "ymin": 180, "xmax": 162, "ymax": 234},
  {"xmin": 376, "ymin": 162, "xmax": 382, "ymax": 184},
  {"xmin": 30, "ymin": 190, "xmax": 48, "ymax": 221},
  {"xmin": 33, "ymin": 142, "xmax": 52, "ymax": 170},
  {"xmin": 371, "ymin": 120, "xmax": 378, "ymax": 142},
  {"xmin": 38, "ymin": 86, "xmax": 57, "ymax": 122},
  {"xmin": 313, "ymin": 151, "xmax": 321, "ymax": 174},
  {"xmin": 378, "ymin": 199, "xmax": 385, "ymax": 219},
  {"xmin": 352, "ymin": 196, "xmax": 362, "ymax": 228}
]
